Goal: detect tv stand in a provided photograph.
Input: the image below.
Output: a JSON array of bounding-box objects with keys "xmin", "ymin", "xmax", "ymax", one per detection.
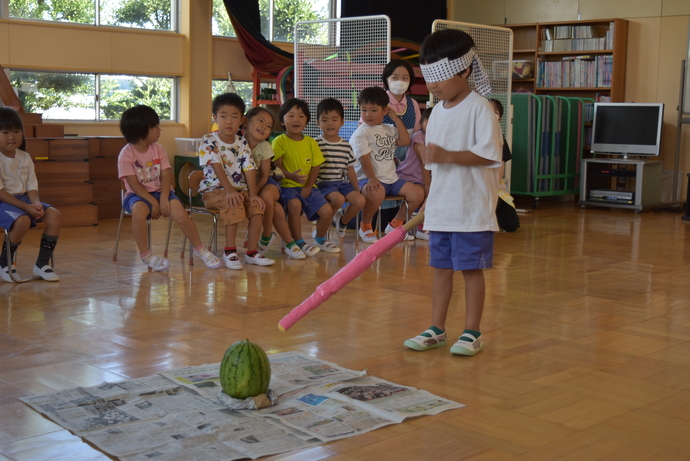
[{"xmin": 579, "ymin": 157, "xmax": 662, "ymax": 212}]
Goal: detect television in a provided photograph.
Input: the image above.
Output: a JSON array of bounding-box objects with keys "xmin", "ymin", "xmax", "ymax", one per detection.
[{"xmin": 590, "ymin": 102, "xmax": 664, "ymax": 156}]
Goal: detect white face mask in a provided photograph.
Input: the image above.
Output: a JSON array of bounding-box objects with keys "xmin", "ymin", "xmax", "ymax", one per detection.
[{"xmin": 388, "ymin": 79, "xmax": 409, "ymax": 95}]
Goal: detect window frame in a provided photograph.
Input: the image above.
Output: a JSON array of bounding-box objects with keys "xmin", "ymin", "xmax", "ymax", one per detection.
[{"xmin": 10, "ymin": 69, "xmax": 179, "ymax": 123}]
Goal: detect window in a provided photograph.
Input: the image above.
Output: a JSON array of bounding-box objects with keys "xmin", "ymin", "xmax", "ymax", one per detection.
[
  {"xmin": 212, "ymin": 80, "xmax": 254, "ymax": 110},
  {"xmin": 212, "ymin": 0, "xmax": 335, "ymax": 42},
  {"xmin": 11, "ymin": 70, "xmax": 175, "ymax": 121},
  {"xmin": 5, "ymin": 0, "xmax": 175, "ymax": 30}
]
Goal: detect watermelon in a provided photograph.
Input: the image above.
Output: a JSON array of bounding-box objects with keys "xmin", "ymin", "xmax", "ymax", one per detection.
[{"xmin": 220, "ymin": 339, "xmax": 271, "ymax": 399}]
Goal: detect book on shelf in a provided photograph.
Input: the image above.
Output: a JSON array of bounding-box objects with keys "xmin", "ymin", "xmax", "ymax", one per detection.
[
  {"xmin": 539, "ymin": 21, "xmax": 616, "ymax": 52},
  {"xmin": 537, "ymin": 55, "xmax": 613, "ymax": 88}
]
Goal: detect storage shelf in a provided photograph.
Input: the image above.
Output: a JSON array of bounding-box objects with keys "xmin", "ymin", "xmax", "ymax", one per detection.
[
  {"xmin": 537, "ymin": 87, "xmax": 611, "ymax": 91},
  {"xmin": 514, "ymin": 48, "xmax": 536, "ymax": 53},
  {"xmin": 513, "ymin": 78, "xmax": 535, "ymax": 82},
  {"xmin": 538, "ymin": 50, "xmax": 613, "ymax": 56}
]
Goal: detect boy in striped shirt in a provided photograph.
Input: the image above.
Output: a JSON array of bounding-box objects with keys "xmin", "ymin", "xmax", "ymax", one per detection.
[{"xmin": 315, "ymin": 98, "xmax": 365, "ymax": 238}]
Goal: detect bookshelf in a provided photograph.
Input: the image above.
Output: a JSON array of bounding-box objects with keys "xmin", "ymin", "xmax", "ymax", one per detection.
[{"xmin": 502, "ymin": 19, "xmax": 628, "ymax": 102}]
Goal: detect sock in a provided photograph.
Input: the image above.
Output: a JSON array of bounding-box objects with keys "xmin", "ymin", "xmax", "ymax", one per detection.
[
  {"xmin": 259, "ymin": 235, "xmax": 272, "ymax": 247},
  {"xmin": 246, "ymin": 250, "xmax": 258, "ymax": 258},
  {"xmin": 420, "ymin": 325, "xmax": 445, "ymax": 338},
  {"xmin": 193, "ymin": 244, "xmax": 205, "ymax": 252},
  {"xmin": 390, "ymin": 218, "xmax": 404, "ymax": 228},
  {"xmin": 285, "ymin": 241, "xmax": 298, "ymax": 249},
  {"xmin": 0, "ymin": 241, "xmax": 20, "ymax": 268},
  {"xmin": 224, "ymin": 247, "xmax": 237, "ymax": 256},
  {"xmin": 140, "ymin": 249, "xmax": 152, "ymax": 263},
  {"xmin": 315, "ymin": 236, "xmax": 326, "ymax": 244},
  {"xmin": 461, "ymin": 329, "xmax": 481, "ymax": 340},
  {"xmin": 295, "ymin": 239, "xmax": 306, "ymax": 247},
  {"xmin": 35, "ymin": 234, "xmax": 58, "ymax": 268}
]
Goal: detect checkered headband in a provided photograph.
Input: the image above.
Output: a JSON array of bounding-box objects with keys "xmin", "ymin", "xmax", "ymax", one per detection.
[{"xmin": 420, "ymin": 48, "xmax": 492, "ymax": 97}]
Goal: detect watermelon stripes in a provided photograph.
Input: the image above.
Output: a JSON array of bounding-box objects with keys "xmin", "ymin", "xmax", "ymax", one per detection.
[{"xmin": 220, "ymin": 339, "xmax": 271, "ymax": 399}]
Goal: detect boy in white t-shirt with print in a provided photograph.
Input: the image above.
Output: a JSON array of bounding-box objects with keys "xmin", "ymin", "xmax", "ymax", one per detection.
[
  {"xmin": 350, "ymin": 86, "xmax": 424, "ymax": 244},
  {"xmin": 198, "ymin": 93, "xmax": 275, "ymax": 270},
  {"xmin": 403, "ymin": 29, "xmax": 503, "ymax": 356}
]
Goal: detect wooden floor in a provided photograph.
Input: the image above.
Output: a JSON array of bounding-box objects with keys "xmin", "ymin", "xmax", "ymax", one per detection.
[{"xmin": 1, "ymin": 200, "xmax": 690, "ymax": 460}]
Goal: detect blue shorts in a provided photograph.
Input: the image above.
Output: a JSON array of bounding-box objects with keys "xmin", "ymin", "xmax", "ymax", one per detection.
[
  {"xmin": 123, "ymin": 190, "xmax": 180, "ymax": 216},
  {"xmin": 266, "ymin": 176, "xmax": 280, "ymax": 188},
  {"xmin": 0, "ymin": 195, "xmax": 53, "ymax": 230},
  {"xmin": 358, "ymin": 178, "xmax": 406, "ymax": 196},
  {"xmin": 281, "ymin": 187, "xmax": 328, "ymax": 222},
  {"xmin": 317, "ymin": 181, "xmax": 357, "ymax": 200},
  {"xmin": 429, "ymin": 231, "xmax": 494, "ymax": 271}
]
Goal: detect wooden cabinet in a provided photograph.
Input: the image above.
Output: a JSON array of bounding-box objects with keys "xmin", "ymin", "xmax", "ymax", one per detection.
[{"xmin": 502, "ymin": 18, "xmax": 628, "ymax": 102}]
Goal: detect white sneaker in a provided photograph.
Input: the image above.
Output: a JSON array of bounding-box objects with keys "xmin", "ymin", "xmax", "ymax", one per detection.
[
  {"xmin": 223, "ymin": 252, "xmax": 243, "ymax": 270},
  {"xmin": 358, "ymin": 227, "xmax": 377, "ymax": 244},
  {"xmin": 285, "ymin": 245, "xmax": 306, "ymax": 260},
  {"xmin": 33, "ymin": 264, "xmax": 60, "ymax": 282},
  {"xmin": 244, "ymin": 253, "xmax": 276, "ymax": 266},
  {"xmin": 193, "ymin": 247, "xmax": 223, "ymax": 269},
  {"xmin": 384, "ymin": 223, "xmax": 414, "ymax": 241},
  {"xmin": 313, "ymin": 239, "xmax": 340, "ymax": 253},
  {"xmin": 416, "ymin": 229, "xmax": 430, "ymax": 241},
  {"xmin": 0, "ymin": 265, "xmax": 18, "ymax": 282},
  {"xmin": 299, "ymin": 242, "xmax": 320, "ymax": 257},
  {"xmin": 258, "ymin": 233, "xmax": 276, "ymax": 254},
  {"xmin": 450, "ymin": 333, "xmax": 484, "ymax": 356},
  {"xmin": 332, "ymin": 209, "xmax": 347, "ymax": 238}
]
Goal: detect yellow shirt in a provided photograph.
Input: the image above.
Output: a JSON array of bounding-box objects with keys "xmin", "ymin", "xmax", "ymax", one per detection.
[{"xmin": 271, "ymin": 134, "xmax": 324, "ymax": 188}]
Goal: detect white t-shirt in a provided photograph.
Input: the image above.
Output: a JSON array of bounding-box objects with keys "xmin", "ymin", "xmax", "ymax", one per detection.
[
  {"xmin": 350, "ymin": 123, "xmax": 399, "ymax": 184},
  {"xmin": 0, "ymin": 149, "xmax": 39, "ymax": 195},
  {"xmin": 424, "ymin": 92, "xmax": 503, "ymax": 232}
]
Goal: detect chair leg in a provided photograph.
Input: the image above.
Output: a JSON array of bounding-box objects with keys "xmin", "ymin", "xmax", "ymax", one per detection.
[
  {"xmin": 163, "ymin": 217, "xmax": 173, "ymax": 258},
  {"xmin": 181, "ymin": 235, "xmax": 187, "ymax": 259},
  {"xmin": 212, "ymin": 216, "xmax": 219, "ymax": 255},
  {"xmin": 113, "ymin": 209, "xmax": 125, "ymax": 261},
  {"xmin": 3, "ymin": 230, "xmax": 34, "ymax": 283},
  {"xmin": 376, "ymin": 206, "xmax": 382, "ymax": 238},
  {"xmin": 146, "ymin": 220, "xmax": 152, "ymax": 272}
]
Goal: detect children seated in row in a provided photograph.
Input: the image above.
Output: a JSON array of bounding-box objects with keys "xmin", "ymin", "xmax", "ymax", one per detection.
[
  {"xmin": 198, "ymin": 93, "xmax": 275, "ymax": 269},
  {"xmin": 272, "ymin": 98, "xmax": 339, "ymax": 254},
  {"xmin": 351, "ymin": 86, "xmax": 424, "ymax": 243},
  {"xmin": 242, "ymin": 106, "xmax": 306, "ymax": 259},
  {"xmin": 118, "ymin": 105, "xmax": 223, "ymax": 272},
  {"xmin": 0, "ymin": 107, "xmax": 61, "ymax": 282},
  {"xmin": 314, "ymin": 98, "xmax": 365, "ymax": 238}
]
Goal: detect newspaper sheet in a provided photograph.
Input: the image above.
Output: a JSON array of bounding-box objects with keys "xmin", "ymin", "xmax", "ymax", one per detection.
[{"xmin": 20, "ymin": 351, "xmax": 461, "ymax": 461}]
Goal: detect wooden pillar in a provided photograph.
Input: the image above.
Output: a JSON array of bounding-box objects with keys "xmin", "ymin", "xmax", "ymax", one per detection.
[{"xmin": 179, "ymin": 0, "xmax": 213, "ymax": 138}]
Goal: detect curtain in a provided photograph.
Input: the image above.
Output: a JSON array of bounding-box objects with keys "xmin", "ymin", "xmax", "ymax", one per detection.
[{"xmin": 222, "ymin": 0, "xmax": 293, "ymax": 74}]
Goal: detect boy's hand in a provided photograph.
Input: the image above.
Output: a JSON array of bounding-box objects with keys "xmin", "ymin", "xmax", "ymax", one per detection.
[
  {"xmin": 159, "ymin": 196, "xmax": 171, "ymax": 217},
  {"xmin": 226, "ymin": 190, "xmax": 244, "ymax": 208},
  {"xmin": 363, "ymin": 178, "xmax": 381, "ymax": 194},
  {"xmin": 425, "ymin": 143, "xmax": 450, "ymax": 164},
  {"xmin": 385, "ymin": 106, "xmax": 399, "ymax": 121},
  {"xmin": 249, "ymin": 195, "xmax": 265, "ymax": 212},
  {"xmin": 150, "ymin": 202, "xmax": 162, "ymax": 220},
  {"xmin": 300, "ymin": 185, "xmax": 312, "ymax": 199},
  {"xmin": 287, "ymin": 168, "xmax": 307, "ymax": 185},
  {"xmin": 25, "ymin": 202, "xmax": 44, "ymax": 220}
]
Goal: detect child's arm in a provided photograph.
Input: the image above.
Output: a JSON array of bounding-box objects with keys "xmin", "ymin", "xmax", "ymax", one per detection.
[
  {"xmin": 210, "ymin": 163, "xmax": 243, "ymax": 208},
  {"xmin": 124, "ymin": 175, "xmax": 163, "ymax": 219},
  {"xmin": 413, "ymin": 141, "xmax": 432, "ymax": 192},
  {"xmin": 358, "ymin": 154, "xmax": 381, "ymax": 193},
  {"xmin": 347, "ymin": 166, "xmax": 359, "ymax": 191},
  {"xmin": 301, "ymin": 165, "xmax": 320, "ymax": 198},
  {"xmin": 244, "ymin": 169, "xmax": 265, "ymax": 211},
  {"xmin": 425, "ymin": 144, "xmax": 496, "ymax": 166},
  {"xmin": 256, "ymin": 159, "xmax": 271, "ymax": 191},
  {"xmin": 385, "ymin": 109, "xmax": 411, "ymax": 147},
  {"xmin": 0, "ymin": 189, "xmax": 44, "ymax": 219},
  {"xmin": 273, "ymin": 157, "xmax": 307, "ymax": 185},
  {"xmin": 158, "ymin": 168, "xmax": 173, "ymax": 217}
]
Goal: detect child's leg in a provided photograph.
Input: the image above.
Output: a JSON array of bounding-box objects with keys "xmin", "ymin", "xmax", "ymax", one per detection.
[
  {"xmin": 272, "ymin": 204, "xmax": 293, "ymax": 244},
  {"xmin": 461, "ymin": 269, "xmax": 485, "ymax": 332},
  {"xmin": 342, "ymin": 190, "xmax": 365, "ymax": 224},
  {"xmin": 131, "ymin": 202, "xmax": 152, "ymax": 253},
  {"xmin": 259, "ymin": 185, "xmax": 279, "ymax": 239},
  {"xmin": 245, "ymin": 213, "xmax": 262, "ymax": 252},
  {"xmin": 314, "ymin": 203, "xmax": 334, "ymax": 238},
  {"xmin": 360, "ymin": 184, "xmax": 384, "ymax": 225},
  {"xmin": 35, "ymin": 207, "xmax": 62, "ymax": 277},
  {"xmin": 169, "ymin": 198, "xmax": 221, "ymax": 268},
  {"xmin": 225, "ymin": 222, "xmax": 239, "ymax": 250},
  {"xmin": 324, "ymin": 191, "xmax": 345, "ymax": 216},
  {"xmin": 431, "ymin": 267, "xmax": 454, "ymax": 330},
  {"xmin": 286, "ymin": 198, "xmax": 303, "ymax": 242},
  {"xmin": 0, "ymin": 215, "xmax": 30, "ymax": 268},
  {"xmin": 393, "ymin": 182, "xmax": 424, "ymax": 224}
]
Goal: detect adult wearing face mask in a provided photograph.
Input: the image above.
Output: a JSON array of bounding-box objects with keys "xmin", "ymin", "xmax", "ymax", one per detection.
[{"xmin": 381, "ymin": 59, "xmax": 422, "ymax": 163}]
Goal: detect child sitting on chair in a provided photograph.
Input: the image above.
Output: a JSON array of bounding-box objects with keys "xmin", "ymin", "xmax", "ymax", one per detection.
[
  {"xmin": 315, "ymin": 98, "xmax": 365, "ymax": 238},
  {"xmin": 198, "ymin": 93, "xmax": 275, "ymax": 270},
  {"xmin": 118, "ymin": 104, "xmax": 222, "ymax": 272},
  {"xmin": 350, "ymin": 86, "xmax": 424, "ymax": 243},
  {"xmin": 0, "ymin": 107, "xmax": 61, "ymax": 282},
  {"xmin": 272, "ymin": 98, "xmax": 338, "ymax": 254}
]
